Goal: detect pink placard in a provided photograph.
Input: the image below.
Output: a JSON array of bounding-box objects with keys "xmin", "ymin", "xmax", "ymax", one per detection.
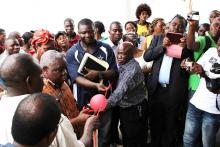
[{"xmin": 166, "ymin": 44, "xmax": 183, "ymax": 59}]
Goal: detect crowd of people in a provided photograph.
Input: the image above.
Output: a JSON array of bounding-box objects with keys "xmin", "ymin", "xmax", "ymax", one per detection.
[{"xmin": 0, "ymin": 3, "xmax": 220, "ymax": 147}]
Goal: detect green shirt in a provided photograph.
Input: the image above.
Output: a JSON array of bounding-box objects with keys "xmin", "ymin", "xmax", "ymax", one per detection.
[{"xmin": 188, "ymin": 32, "xmax": 217, "ymax": 91}]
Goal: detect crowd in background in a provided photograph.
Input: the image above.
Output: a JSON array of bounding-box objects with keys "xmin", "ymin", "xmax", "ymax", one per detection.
[{"xmin": 0, "ymin": 3, "xmax": 220, "ymax": 147}]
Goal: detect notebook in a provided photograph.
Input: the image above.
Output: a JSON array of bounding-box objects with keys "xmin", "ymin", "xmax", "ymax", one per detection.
[
  {"xmin": 77, "ymin": 53, "xmax": 109, "ymax": 76},
  {"xmin": 166, "ymin": 32, "xmax": 183, "ymax": 44}
]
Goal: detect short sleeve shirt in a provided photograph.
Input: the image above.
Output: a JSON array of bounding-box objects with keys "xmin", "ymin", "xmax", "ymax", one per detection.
[
  {"xmin": 66, "ymin": 41, "xmax": 117, "ymax": 107},
  {"xmin": 188, "ymin": 32, "xmax": 217, "ymax": 91},
  {"xmin": 190, "ymin": 48, "xmax": 220, "ymax": 114}
]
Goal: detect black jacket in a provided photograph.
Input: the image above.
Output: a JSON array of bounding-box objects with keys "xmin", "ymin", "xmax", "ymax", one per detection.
[{"xmin": 144, "ymin": 34, "xmax": 193, "ymax": 105}]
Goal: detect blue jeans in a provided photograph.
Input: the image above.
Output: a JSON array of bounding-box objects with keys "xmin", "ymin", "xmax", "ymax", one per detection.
[{"xmin": 183, "ymin": 103, "xmax": 220, "ymax": 147}]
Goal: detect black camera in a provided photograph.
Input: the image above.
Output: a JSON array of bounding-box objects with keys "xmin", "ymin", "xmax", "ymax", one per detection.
[{"xmin": 205, "ymin": 63, "xmax": 220, "ymax": 93}]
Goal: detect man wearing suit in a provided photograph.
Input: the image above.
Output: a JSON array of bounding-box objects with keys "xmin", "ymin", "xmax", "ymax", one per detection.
[{"xmin": 144, "ymin": 15, "xmax": 192, "ymax": 147}]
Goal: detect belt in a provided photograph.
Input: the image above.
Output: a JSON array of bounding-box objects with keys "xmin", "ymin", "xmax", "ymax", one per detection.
[{"xmin": 159, "ymin": 83, "xmax": 169, "ymax": 88}]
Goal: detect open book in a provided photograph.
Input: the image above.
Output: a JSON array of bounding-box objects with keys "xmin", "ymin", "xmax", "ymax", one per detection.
[{"xmin": 77, "ymin": 53, "xmax": 109, "ymax": 76}]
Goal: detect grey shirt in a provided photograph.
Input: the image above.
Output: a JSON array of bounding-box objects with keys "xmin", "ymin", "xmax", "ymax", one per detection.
[{"xmin": 107, "ymin": 58, "xmax": 148, "ymax": 108}]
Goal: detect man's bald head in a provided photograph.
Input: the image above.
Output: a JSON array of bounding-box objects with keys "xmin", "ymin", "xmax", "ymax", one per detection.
[
  {"xmin": 118, "ymin": 42, "xmax": 135, "ymax": 54},
  {"xmin": 12, "ymin": 93, "xmax": 61, "ymax": 146},
  {"xmin": 0, "ymin": 54, "xmax": 43, "ymax": 93},
  {"xmin": 117, "ymin": 42, "xmax": 135, "ymax": 65}
]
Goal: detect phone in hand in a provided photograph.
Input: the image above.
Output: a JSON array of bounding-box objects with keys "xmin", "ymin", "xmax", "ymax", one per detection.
[{"xmin": 166, "ymin": 32, "xmax": 183, "ymax": 44}]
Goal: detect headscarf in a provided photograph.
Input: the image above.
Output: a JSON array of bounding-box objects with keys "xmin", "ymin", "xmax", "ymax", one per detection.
[{"xmin": 32, "ymin": 29, "xmax": 54, "ymax": 49}]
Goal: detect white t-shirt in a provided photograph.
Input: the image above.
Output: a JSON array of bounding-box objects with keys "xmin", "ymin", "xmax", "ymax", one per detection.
[
  {"xmin": 0, "ymin": 94, "xmax": 84, "ymax": 147},
  {"xmin": 103, "ymin": 38, "xmax": 119, "ymax": 56},
  {"xmin": 190, "ymin": 47, "xmax": 220, "ymax": 114}
]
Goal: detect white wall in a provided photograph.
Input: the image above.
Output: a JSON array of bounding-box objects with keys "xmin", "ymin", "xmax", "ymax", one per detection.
[{"xmin": 0, "ymin": 0, "xmax": 219, "ymax": 35}]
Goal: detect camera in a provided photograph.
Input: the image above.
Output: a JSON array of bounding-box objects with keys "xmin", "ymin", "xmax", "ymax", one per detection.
[
  {"xmin": 210, "ymin": 63, "xmax": 220, "ymax": 74},
  {"xmin": 187, "ymin": 11, "xmax": 200, "ymax": 21},
  {"xmin": 185, "ymin": 61, "xmax": 193, "ymax": 71},
  {"xmin": 205, "ymin": 63, "xmax": 220, "ymax": 93}
]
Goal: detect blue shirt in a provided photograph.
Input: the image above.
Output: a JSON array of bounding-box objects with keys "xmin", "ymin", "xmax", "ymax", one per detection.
[
  {"xmin": 66, "ymin": 41, "xmax": 118, "ymax": 107},
  {"xmin": 0, "ymin": 143, "xmax": 14, "ymax": 147}
]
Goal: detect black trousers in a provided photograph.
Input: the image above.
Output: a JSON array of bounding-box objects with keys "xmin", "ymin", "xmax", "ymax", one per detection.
[
  {"xmin": 110, "ymin": 106, "xmax": 120, "ymax": 144},
  {"xmin": 119, "ymin": 100, "xmax": 148, "ymax": 147},
  {"xmin": 149, "ymin": 86, "xmax": 187, "ymax": 147}
]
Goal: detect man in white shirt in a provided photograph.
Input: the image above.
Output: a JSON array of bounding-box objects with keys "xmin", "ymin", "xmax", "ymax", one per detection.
[
  {"xmin": 183, "ymin": 45, "xmax": 220, "ymax": 147},
  {"xmin": 103, "ymin": 21, "xmax": 123, "ymax": 145},
  {"xmin": 0, "ymin": 38, "xmax": 21, "ymax": 67},
  {"xmin": 104, "ymin": 21, "xmax": 123, "ymax": 56},
  {"xmin": 10, "ymin": 93, "xmax": 62, "ymax": 147},
  {"xmin": 0, "ymin": 53, "xmax": 98, "ymax": 147}
]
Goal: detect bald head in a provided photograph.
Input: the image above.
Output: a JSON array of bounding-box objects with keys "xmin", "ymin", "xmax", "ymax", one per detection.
[
  {"xmin": 12, "ymin": 93, "xmax": 61, "ymax": 146},
  {"xmin": 117, "ymin": 42, "xmax": 134, "ymax": 65},
  {"xmin": 118, "ymin": 42, "xmax": 135, "ymax": 52},
  {"xmin": 0, "ymin": 54, "xmax": 43, "ymax": 93}
]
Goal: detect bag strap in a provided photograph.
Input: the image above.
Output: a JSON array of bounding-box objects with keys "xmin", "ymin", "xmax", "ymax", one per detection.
[
  {"xmin": 203, "ymin": 36, "xmax": 212, "ymax": 53},
  {"xmin": 196, "ymin": 36, "xmax": 212, "ymax": 61},
  {"xmin": 216, "ymin": 94, "xmax": 220, "ymax": 111}
]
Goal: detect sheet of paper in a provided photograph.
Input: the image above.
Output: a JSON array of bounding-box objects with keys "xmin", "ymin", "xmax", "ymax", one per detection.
[{"xmin": 166, "ymin": 44, "xmax": 183, "ymax": 59}]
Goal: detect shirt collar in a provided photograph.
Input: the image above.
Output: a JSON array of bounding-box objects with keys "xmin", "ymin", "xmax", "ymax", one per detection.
[
  {"xmin": 44, "ymin": 78, "xmax": 62, "ymax": 89},
  {"xmin": 77, "ymin": 40, "xmax": 100, "ymax": 54},
  {"xmin": 119, "ymin": 58, "xmax": 135, "ymax": 71}
]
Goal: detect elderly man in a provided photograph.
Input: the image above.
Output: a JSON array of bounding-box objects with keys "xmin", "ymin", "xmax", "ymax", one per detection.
[
  {"xmin": 40, "ymin": 50, "xmax": 90, "ymax": 137},
  {"xmin": 0, "ymin": 53, "xmax": 98, "ymax": 147}
]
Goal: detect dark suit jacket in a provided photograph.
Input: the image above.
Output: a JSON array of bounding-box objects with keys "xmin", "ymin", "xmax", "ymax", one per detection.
[{"xmin": 144, "ymin": 34, "xmax": 193, "ymax": 105}]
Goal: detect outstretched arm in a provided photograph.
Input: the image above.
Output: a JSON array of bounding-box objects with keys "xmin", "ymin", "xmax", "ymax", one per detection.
[{"xmin": 187, "ymin": 20, "xmax": 200, "ymax": 51}]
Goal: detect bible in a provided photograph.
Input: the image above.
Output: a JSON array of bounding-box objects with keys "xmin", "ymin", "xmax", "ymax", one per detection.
[{"xmin": 77, "ymin": 53, "xmax": 109, "ymax": 76}]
